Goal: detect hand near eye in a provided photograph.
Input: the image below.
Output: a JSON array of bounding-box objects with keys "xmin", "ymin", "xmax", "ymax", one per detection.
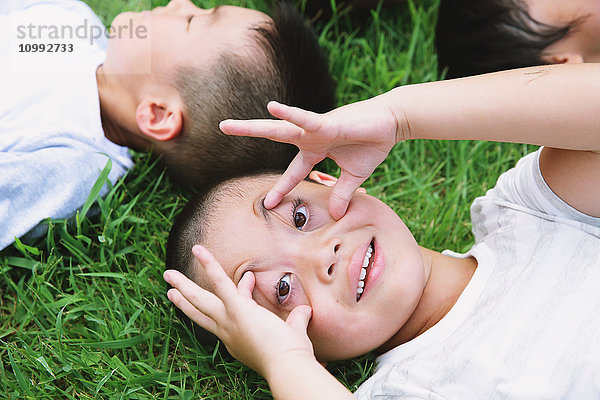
[
  {"xmin": 220, "ymin": 98, "xmax": 402, "ymax": 220},
  {"xmin": 164, "ymin": 245, "xmax": 315, "ymax": 379}
]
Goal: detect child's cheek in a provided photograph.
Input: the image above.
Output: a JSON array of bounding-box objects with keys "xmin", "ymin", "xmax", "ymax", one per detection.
[{"xmin": 305, "ymin": 306, "xmax": 353, "ymax": 358}]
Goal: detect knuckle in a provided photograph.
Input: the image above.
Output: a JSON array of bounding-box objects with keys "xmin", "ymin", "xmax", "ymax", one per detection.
[
  {"xmin": 330, "ymin": 191, "xmax": 351, "ymax": 202},
  {"xmin": 209, "ymin": 275, "xmax": 227, "ymax": 292},
  {"xmin": 169, "ymin": 294, "xmax": 182, "ymax": 307}
]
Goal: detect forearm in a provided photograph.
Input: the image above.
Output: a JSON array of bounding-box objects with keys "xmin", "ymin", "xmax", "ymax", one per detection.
[
  {"xmin": 382, "ymin": 63, "xmax": 600, "ymax": 150},
  {"xmin": 264, "ymin": 354, "xmax": 355, "ymax": 400}
]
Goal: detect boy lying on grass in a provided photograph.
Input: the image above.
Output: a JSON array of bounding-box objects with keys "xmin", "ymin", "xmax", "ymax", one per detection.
[
  {"xmin": 164, "ymin": 63, "xmax": 600, "ymax": 399},
  {"xmin": 0, "ymin": 0, "xmax": 334, "ymax": 250},
  {"xmin": 436, "ymin": 0, "xmax": 600, "ymax": 78}
]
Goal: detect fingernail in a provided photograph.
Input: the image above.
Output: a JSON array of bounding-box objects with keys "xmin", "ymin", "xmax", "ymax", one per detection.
[
  {"xmin": 264, "ymin": 193, "xmax": 276, "ymax": 209},
  {"xmin": 192, "ymin": 245, "xmax": 203, "ymax": 258},
  {"xmin": 332, "ymin": 206, "xmax": 346, "ymax": 220},
  {"xmin": 163, "ymin": 270, "xmax": 172, "ymax": 282},
  {"xmin": 332, "ymin": 209, "xmax": 342, "ymax": 220}
]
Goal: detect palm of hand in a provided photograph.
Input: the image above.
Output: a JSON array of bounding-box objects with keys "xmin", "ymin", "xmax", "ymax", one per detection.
[
  {"xmin": 218, "ymin": 290, "xmax": 315, "ymax": 376},
  {"xmin": 220, "ymin": 98, "xmax": 400, "ymax": 219},
  {"xmin": 164, "ymin": 248, "xmax": 315, "ymax": 379}
]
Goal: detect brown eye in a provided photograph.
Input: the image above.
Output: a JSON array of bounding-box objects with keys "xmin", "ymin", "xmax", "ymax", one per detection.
[
  {"xmin": 277, "ymin": 274, "xmax": 292, "ymax": 303},
  {"xmin": 294, "ymin": 205, "xmax": 308, "ymax": 230}
]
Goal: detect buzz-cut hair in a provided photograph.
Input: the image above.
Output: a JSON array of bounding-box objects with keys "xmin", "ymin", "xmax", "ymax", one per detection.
[
  {"xmin": 166, "ymin": 173, "xmax": 277, "ymax": 346},
  {"xmin": 159, "ymin": 2, "xmax": 336, "ymax": 189}
]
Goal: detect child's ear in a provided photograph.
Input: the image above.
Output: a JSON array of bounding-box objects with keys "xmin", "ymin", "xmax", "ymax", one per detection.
[
  {"xmin": 541, "ymin": 52, "xmax": 584, "ymax": 65},
  {"xmin": 308, "ymin": 170, "xmax": 337, "ymax": 187},
  {"xmin": 308, "ymin": 170, "xmax": 366, "ymax": 193},
  {"xmin": 135, "ymin": 99, "xmax": 183, "ymax": 142}
]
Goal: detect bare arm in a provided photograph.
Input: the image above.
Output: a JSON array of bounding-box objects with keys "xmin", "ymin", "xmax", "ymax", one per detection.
[
  {"xmin": 265, "ymin": 355, "xmax": 355, "ymax": 400},
  {"xmin": 394, "ymin": 63, "xmax": 600, "ymax": 216},
  {"xmin": 396, "ymin": 64, "xmax": 600, "ymax": 149},
  {"xmin": 222, "ymin": 63, "xmax": 600, "ymax": 217}
]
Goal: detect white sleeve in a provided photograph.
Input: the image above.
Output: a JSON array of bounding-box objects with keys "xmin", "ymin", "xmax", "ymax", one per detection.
[
  {"xmin": 2, "ymin": 0, "xmax": 90, "ymax": 13},
  {"xmin": 0, "ymin": 146, "xmax": 126, "ymax": 250},
  {"xmin": 470, "ymin": 149, "xmax": 600, "ymax": 242}
]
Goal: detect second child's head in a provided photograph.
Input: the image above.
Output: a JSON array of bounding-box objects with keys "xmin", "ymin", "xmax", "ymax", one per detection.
[
  {"xmin": 166, "ymin": 173, "xmax": 431, "ymax": 361},
  {"xmin": 436, "ymin": 0, "xmax": 600, "ymax": 78},
  {"xmin": 100, "ymin": 0, "xmax": 336, "ymax": 187}
]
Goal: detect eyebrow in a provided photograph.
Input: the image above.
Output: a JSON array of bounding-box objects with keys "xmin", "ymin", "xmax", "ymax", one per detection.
[{"xmin": 235, "ymin": 259, "xmax": 259, "ymax": 284}]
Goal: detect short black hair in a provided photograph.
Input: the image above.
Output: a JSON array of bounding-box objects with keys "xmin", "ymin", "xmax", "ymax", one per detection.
[
  {"xmin": 435, "ymin": 0, "xmax": 579, "ymax": 79},
  {"xmin": 166, "ymin": 173, "xmax": 277, "ymax": 346},
  {"xmin": 160, "ymin": 2, "xmax": 336, "ymax": 189},
  {"xmin": 166, "ymin": 176, "xmax": 249, "ymax": 285}
]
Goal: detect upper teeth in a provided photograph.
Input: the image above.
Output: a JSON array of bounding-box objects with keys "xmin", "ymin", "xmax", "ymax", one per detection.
[{"xmin": 357, "ymin": 244, "xmax": 373, "ymax": 300}]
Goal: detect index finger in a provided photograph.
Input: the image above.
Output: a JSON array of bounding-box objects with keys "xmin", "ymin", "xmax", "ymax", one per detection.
[
  {"xmin": 191, "ymin": 245, "xmax": 238, "ymax": 305},
  {"xmin": 163, "ymin": 270, "xmax": 224, "ymax": 325},
  {"xmin": 264, "ymin": 152, "xmax": 318, "ymax": 209},
  {"xmin": 166, "ymin": 287, "xmax": 218, "ymax": 333},
  {"xmin": 219, "ymin": 119, "xmax": 303, "ymax": 144}
]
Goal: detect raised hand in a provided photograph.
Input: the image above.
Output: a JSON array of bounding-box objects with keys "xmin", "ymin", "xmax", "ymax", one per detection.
[
  {"xmin": 220, "ymin": 98, "xmax": 401, "ymax": 219},
  {"xmin": 163, "ymin": 245, "xmax": 315, "ymax": 378}
]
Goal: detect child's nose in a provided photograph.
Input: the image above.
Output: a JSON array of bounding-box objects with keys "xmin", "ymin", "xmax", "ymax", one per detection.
[
  {"xmin": 327, "ymin": 242, "xmax": 341, "ymax": 277},
  {"xmin": 165, "ymin": 0, "xmax": 181, "ymax": 11},
  {"xmin": 165, "ymin": 0, "xmax": 194, "ymax": 12},
  {"xmin": 314, "ymin": 237, "xmax": 341, "ymax": 282}
]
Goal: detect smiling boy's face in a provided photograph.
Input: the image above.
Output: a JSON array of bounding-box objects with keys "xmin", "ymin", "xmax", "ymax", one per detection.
[
  {"xmin": 199, "ymin": 175, "xmax": 429, "ymax": 361},
  {"xmin": 104, "ymin": 0, "xmax": 270, "ymax": 76}
]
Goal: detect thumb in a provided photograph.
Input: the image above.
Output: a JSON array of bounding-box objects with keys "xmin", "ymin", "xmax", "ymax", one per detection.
[
  {"xmin": 328, "ymin": 171, "xmax": 367, "ymax": 220},
  {"xmin": 286, "ymin": 305, "xmax": 312, "ymax": 333},
  {"xmin": 237, "ymin": 271, "xmax": 256, "ymax": 299},
  {"xmin": 264, "ymin": 152, "xmax": 315, "ymax": 209}
]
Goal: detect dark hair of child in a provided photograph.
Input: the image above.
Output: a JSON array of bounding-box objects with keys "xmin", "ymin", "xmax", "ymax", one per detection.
[
  {"xmin": 162, "ymin": 2, "xmax": 336, "ymax": 189},
  {"xmin": 166, "ymin": 174, "xmax": 264, "ymax": 346},
  {"xmin": 435, "ymin": 0, "xmax": 581, "ymax": 78}
]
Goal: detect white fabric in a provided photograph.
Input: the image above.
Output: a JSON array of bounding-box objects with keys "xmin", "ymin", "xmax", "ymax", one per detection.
[
  {"xmin": 0, "ymin": 0, "xmax": 133, "ymax": 250},
  {"xmin": 355, "ymin": 149, "xmax": 600, "ymax": 399}
]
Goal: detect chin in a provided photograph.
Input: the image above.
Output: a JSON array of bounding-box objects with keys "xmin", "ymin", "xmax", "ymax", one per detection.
[{"xmin": 111, "ymin": 11, "xmax": 136, "ymax": 24}]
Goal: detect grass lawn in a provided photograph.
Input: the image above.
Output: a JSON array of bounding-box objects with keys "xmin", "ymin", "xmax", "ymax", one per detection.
[{"xmin": 0, "ymin": 0, "xmax": 535, "ymax": 398}]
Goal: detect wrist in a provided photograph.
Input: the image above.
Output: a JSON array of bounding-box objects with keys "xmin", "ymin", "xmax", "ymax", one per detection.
[
  {"xmin": 262, "ymin": 350, "xmax": 318, "ymax": 383},
  {"xmin": 378, "ymin": 86, "xmax": 414, "ymax": 144},
  {"xmin": 263, "ymin": 352, "xmax": 354, "ymax": 400}
]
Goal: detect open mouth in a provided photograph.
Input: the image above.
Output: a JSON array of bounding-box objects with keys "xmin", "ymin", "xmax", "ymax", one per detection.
[{"xmin": 356, "ymin": 239, "xmax": 374, "ymax": 301}]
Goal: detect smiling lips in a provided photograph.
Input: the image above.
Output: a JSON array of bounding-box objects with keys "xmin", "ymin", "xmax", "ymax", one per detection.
[{"xmin": 356, "ymin": 240, "xmax": 374, "ymax": 301}]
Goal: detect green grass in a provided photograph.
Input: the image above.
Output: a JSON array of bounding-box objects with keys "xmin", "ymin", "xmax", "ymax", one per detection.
[{"xmin": 0, "ymin": 0, "xmax": 535, "ymax": 398}]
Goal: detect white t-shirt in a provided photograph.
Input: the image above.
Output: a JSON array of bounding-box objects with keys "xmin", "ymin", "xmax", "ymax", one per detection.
[
  {"xmin": 355, "ymin": 149, "xmax": 600, "ymax": 399},
  {"xmin": 0, "ymin": 0, "xmax": 133, "ymax": 250}
]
